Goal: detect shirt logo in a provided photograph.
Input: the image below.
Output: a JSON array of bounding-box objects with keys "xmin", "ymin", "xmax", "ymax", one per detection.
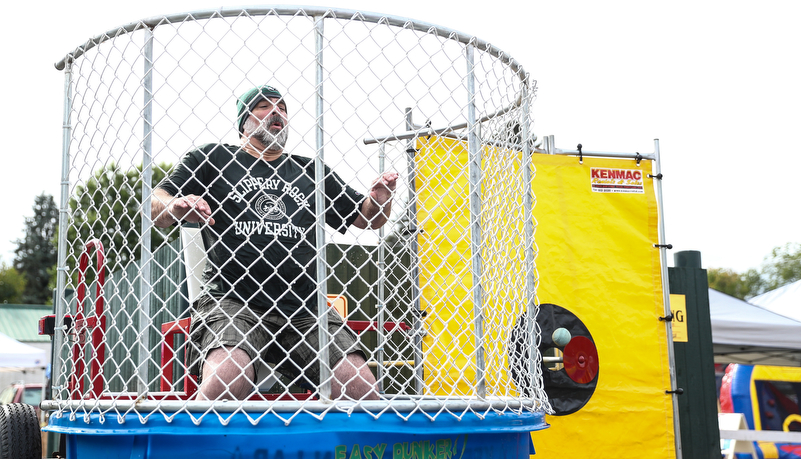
[{"xmin": 254, "ymin": 193, "xmax": 287, "ymax": 220}]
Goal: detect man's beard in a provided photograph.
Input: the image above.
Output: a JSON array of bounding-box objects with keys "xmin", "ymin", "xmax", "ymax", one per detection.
[{"xmin": 243, "ymin": 115, "xmax": 288, "ymax": 151}]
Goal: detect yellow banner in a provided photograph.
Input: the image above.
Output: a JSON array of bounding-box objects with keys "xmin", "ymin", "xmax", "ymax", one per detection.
[{"xmin": 530, "ymin": 153, "xmax": 675, "ymax": 459}]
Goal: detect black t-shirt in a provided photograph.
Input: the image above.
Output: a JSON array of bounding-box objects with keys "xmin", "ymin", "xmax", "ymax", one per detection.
[{"xmin": 158, "ymin": 143, "xmax": 365, "ymax": 315}]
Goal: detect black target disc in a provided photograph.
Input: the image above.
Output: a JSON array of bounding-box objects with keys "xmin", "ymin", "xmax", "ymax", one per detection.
[{"xmin": 508, "ymin": 303, "xmax": 599, "ymax": 416}]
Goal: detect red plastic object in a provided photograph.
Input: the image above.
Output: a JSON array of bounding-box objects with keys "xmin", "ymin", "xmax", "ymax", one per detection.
[
  {"xmin": 719, "ymin": 364, "xmax": 735, "ymax": 413},
  {"xmin": 563, "ymin": 336, "xmax": 599, "ymax": 384},
  {"xmin": 38, "ymin": 314, "xmax": 73, "ymax": 335},
  {"xmin": 69, "ymin": 239, "xmax": 107, "ymax": 399},
  {"xmin": 160, "ymin": 317, "xmax": 197, "ymax": 396}
]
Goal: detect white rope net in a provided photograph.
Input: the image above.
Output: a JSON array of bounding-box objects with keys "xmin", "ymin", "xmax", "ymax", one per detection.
[{"xmin": 48, "ymin": 7, "xmax": 548, "ymax": 425}]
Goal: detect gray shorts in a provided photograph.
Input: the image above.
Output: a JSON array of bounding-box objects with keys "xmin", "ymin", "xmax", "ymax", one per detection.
[{"xmin": 186, "ymin": 296, "xmax": 364, "ymax": 388}]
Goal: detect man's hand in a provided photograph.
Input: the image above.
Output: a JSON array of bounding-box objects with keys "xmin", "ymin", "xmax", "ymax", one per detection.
[
  {"xmin": 170, "ymin": 195, "xmax": 216, "ymax": 226},
  {"xmin": 151, "ymin": 188, "xmax": 215, "ymax": 228},
  {"xmin": 368, "ymin": 172, "xmax": 398, "ymax": 206},
  {"xmin": 353, "ymin": 172, "xmax": 398, "ymax": 230}
]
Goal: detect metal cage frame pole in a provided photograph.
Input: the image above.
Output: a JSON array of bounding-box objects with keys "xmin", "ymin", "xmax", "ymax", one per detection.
[
  {"xmin": 376, "ymin": 142, "xmax": 387, "ymax": 393},
  {"xmin": 653, "ymin": 139, "xmax": 683, "ymax": 459},
  {"xmin": 53, "ymin": 61, "xmax": 74, "ymax": 398},
  {"xmin": 521, "ymin": 80, "xmax": 538, "ymax": 396},
  {"xmin": 465, "ymin": 43, "xmax": 486, "ymax": 398},
  {"xmin": 404, "ymin": 108, "xmax": 424, "ymax": 394},
  {"xmin": 313, "ymin": 14, "xmax": 332, "ymax": 400},
  {"xmin": 41, "ymin": 397, "xmax": 538, "ymax": 414},
  {"xmin": 55, "ymin": 8, "xmax": 528, "ymax": 84},
  {"xmin": 137, "ymin": 26, "xmax": 155, "ymax": 394},
  {"xmin": 545, "ymin": 144, "xmax": 656, "ymax": 161}
]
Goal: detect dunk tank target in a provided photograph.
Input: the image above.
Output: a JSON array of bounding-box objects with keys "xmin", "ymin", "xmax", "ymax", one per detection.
[{"xmin": 44, "ymin": 7, "xmax": 548, "ymax": 458}]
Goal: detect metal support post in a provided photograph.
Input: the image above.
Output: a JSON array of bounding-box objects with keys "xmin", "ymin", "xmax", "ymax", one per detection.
[
  {"xmin": 313, "ymin": 14, "xmax": 332, "ymax": 400},
  {"xmin": 137, "ymin": 26, "xmax": 155, "ymax": 394},
  {"xmin": 521, "ymin": 80, "xmax": 538, "ymax": 397},
  {"xmin": 376, "ymin": 142, "xmax": 387, "ymax": 393},
  {"xmin": 404, "ymin": 107, "xmax": 425, "ymax": 394},
  {"xmin": 466, "ymin": 44, "xmax": 486, "ymax": 398},
  {"xmin": 53, "ymin": 61, "xmax": 73, "ymax": 399},
  {"xmin": 653, "ymin": 139, "xmax": 683, "ymax": 459}
]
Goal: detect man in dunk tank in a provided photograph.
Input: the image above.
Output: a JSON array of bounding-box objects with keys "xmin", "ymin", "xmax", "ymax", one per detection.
[{"xmin": 151, "ymin": 84, "xmax": 398, "ymax": 401}]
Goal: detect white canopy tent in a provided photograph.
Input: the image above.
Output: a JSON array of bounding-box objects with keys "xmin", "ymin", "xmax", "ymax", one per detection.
[
  {"xmin": 750, "ymin": 279, "xmax": 801, "ymax": 322},
  {"xmin": 710, "ymin": 288, "xmax": 801, "ymax": 367},
  {"xmin": 0, "ymin": 332, "xmax": 47, "ymax": 371}
]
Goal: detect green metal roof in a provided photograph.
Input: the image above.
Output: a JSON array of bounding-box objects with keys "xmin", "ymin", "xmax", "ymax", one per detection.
[{"xmin": 0, "ymin": 304, "xmax": 53, "ymax": 342}]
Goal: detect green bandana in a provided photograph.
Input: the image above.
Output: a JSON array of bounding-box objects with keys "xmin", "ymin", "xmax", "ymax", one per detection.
[{"xmin": 236, "ymin": 85, "xmax": 285, "ymax": 133}]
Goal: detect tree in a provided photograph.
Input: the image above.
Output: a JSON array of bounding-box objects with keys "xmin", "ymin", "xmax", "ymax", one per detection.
[
  {"xmin": 708, "ymin": 242, "xmax": 801, "ymax": 300},
  {"xmin": 66, "ymin": 162, "xmax": 176, "ymax": 281},
  {"xmin": 760, "ymin": 243, "xmax": 801, "ymax": 292},
  {"xmin": 707, "ymin": 267, "xmax": 762, "ymax": 300},
  {"xmin": 0, "ymin": 263, "xmax": 26, "ymax": 304},
  {"xmin": 13, "ymin": 194, "xmax": 59, "ymax": 304}
]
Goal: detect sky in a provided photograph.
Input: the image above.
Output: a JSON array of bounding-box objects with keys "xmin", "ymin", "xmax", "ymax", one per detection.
[{"xmin": 1, "ymin": 0, "xmax": 798, "ymax": 274}]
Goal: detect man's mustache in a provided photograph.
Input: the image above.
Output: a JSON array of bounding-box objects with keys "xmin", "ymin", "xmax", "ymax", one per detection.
[{"xmin": 263, "ymin": 115, "xmax": 285, "ymax": 130}]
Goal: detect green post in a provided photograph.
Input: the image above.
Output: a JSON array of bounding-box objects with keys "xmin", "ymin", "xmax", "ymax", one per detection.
[{"xmin": 668, "ymin": 250, "xmax": 721, "ymax": 458}]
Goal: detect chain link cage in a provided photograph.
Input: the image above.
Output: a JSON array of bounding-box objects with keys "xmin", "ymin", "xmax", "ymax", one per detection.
[{"xmin": 46, "ymin": 6, "xmax": 548, "ymax": 426}]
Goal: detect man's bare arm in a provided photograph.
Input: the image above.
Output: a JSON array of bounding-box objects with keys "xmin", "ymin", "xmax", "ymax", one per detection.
[
  {"xmin": 151, "ymin": 188, "xmax": 215, "ymax": 228},
  {"xmin": 352, "ymin": 172, "xmax": 398, "ymax": 230}
]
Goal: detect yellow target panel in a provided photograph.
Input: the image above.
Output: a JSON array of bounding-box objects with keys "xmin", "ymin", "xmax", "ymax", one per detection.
[{"xmin": 530, "ymin": 153, "xmax": 675, "ymax": 459}]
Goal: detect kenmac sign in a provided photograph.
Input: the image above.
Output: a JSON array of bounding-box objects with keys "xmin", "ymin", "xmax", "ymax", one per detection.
[{"xmin": 590, "ymin": 168, "xmax": 645, "ymax": 194}]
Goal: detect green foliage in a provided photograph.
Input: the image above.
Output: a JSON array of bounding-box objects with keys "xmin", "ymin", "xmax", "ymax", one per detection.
[
  {"xmin": 66, "ymin": 162, "xmax": 177, "ymax": 283},
  {"xmin": 708, "ymin": 242, "xmax": 801, "ymax": 300},
  {"xmin": 707, "ymin": 268, "xmax": 762, "ymax": 300},
  {"xmin": 760, "ymin": 243, "xmax": 801, "ymax": 292},
  {"xmin": 13, "ymin": 194, "xmax": 59, "ymax": 304},
  {"xmin": 0, "ymin": 263, "xmax": 26, "ymax": 304}
]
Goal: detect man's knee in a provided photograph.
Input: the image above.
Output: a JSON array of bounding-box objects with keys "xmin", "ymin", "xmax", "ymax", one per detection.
[
  {"xmin": 346, "ymin": 352, "xmax": 375, "ymax": 379},
  {"xmin": 206, "ymin": 347, "xmax": 253, "ymax": 373},
  {"xmin": 332, "ymin": 352, "xmax": 378, "ymax": 400},
  {"xmin": 200, "ymin": 346, "xmax": 255, "ymax": 399}
]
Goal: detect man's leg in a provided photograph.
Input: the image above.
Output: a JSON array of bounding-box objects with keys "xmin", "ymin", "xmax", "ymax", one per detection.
[
  {"xmin": 287, "ymin": 310, "xmax": 379, "ymax": 400},
  {"xmin": 197, "ymin": 346, "xmax": 255, "ymax": 400},
  {"xmin": 331, "ymin": 352, "xmax": 379, "ymax": 400}
]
